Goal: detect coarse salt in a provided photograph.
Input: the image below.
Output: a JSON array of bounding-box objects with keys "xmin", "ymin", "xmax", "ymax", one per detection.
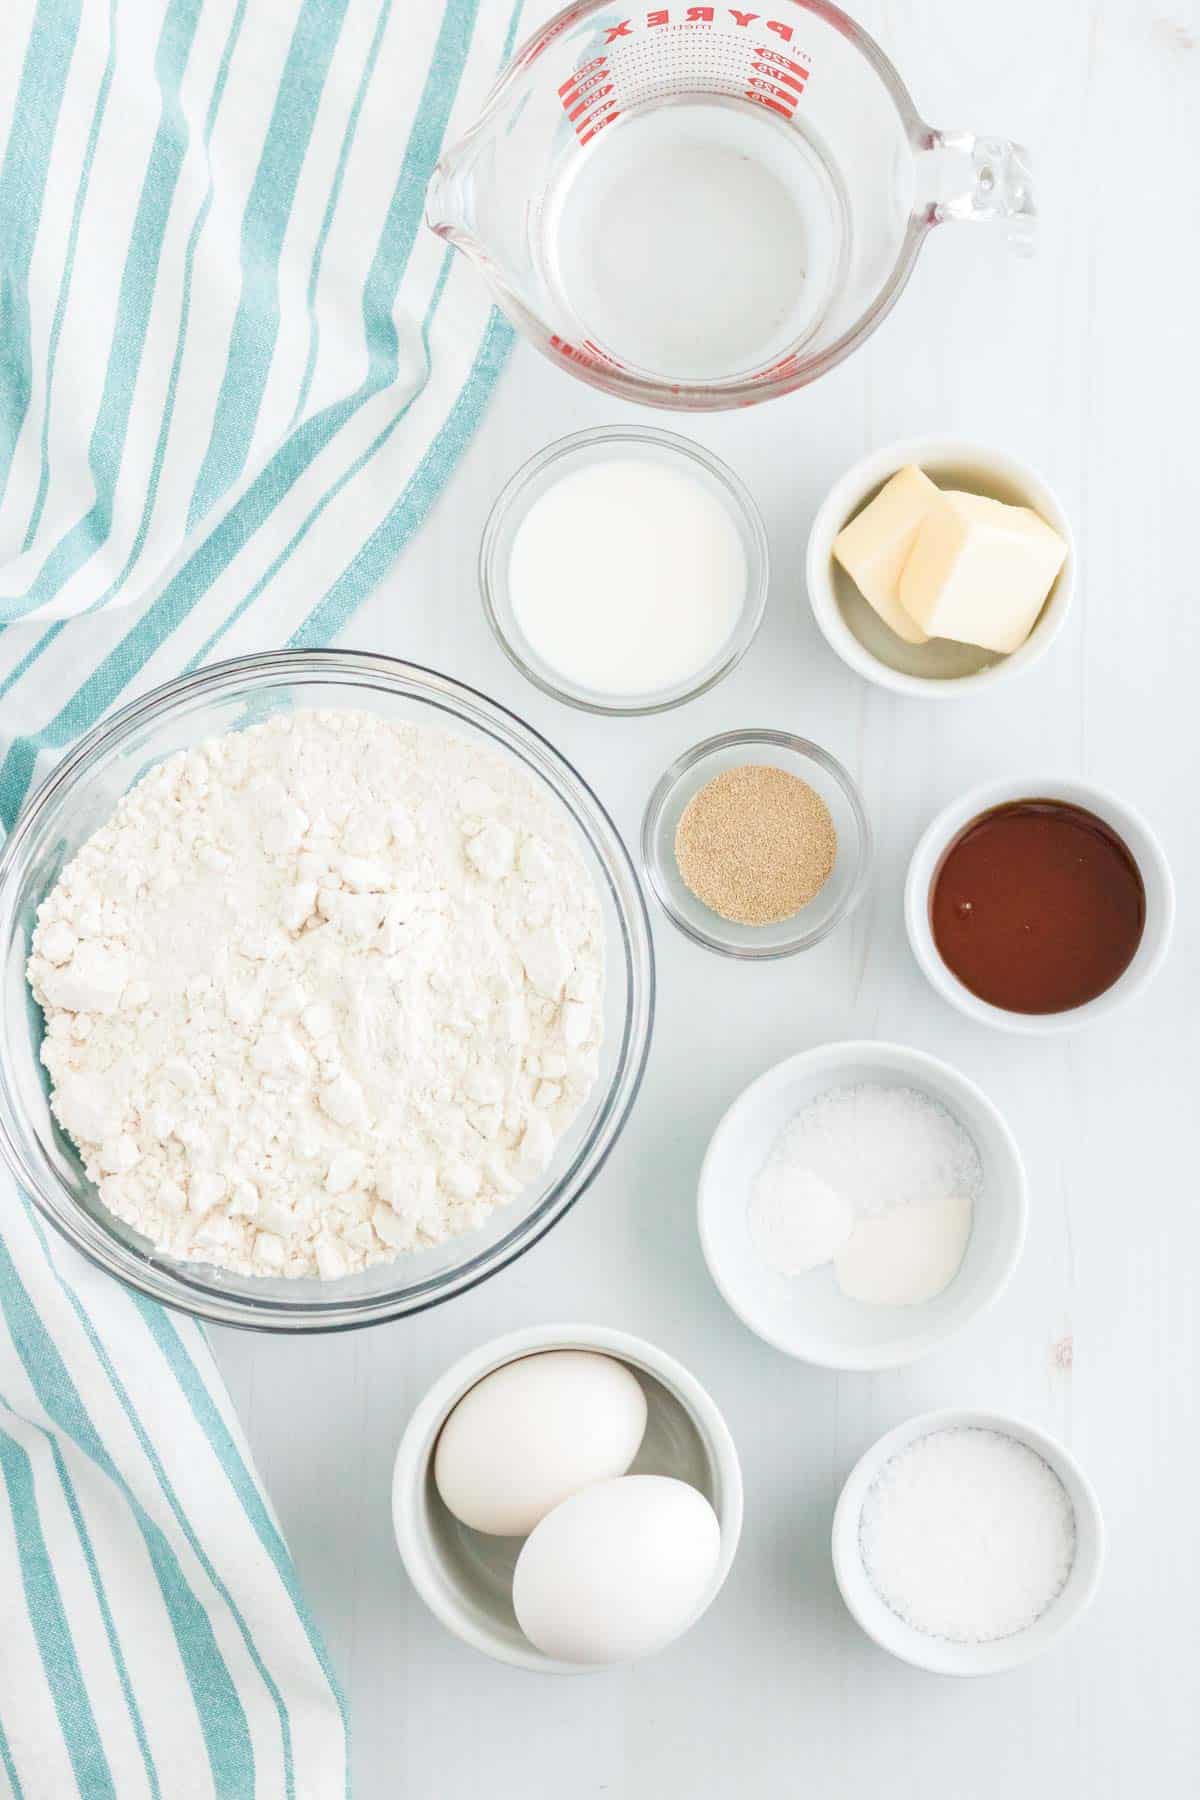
[{"xmin": 859, "ymin": 1427, "xmax": 1077, "ymax": 1644}]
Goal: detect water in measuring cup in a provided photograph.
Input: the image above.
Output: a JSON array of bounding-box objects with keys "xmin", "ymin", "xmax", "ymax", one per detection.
[{"xmin": 541, "ymin": 97, "xmax": 846, "ymax": 384}]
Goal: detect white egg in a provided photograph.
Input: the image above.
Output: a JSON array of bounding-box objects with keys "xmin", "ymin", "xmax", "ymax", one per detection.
[
  {"xmin": 513, "ymin": 1474, "xmax": 722, "ymax": 1664},
  {"xmin": 434, "ymin": 1350, "xmax": 648, "ymax": 1536}
]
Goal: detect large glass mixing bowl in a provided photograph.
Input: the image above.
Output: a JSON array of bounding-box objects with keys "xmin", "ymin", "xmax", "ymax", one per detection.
[{"xmin": 0, "ymin": 653, "xmax": 654, "ymax": 1332}]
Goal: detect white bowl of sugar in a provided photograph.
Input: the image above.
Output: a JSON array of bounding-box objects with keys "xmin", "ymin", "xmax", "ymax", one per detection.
[
  {"xmin": 832, "ymin": 1409, "xmax": 1105, "ymax": 1674},
  {"xmin": 697, "ymin": 1041, "xmax": 1027, "ymax": 1371}
]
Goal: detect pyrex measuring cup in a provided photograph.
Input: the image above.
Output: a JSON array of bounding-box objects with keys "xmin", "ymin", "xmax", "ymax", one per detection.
[{"xmin": 426, "ymin": 1, "xmax": 1034, "ymax": 409}]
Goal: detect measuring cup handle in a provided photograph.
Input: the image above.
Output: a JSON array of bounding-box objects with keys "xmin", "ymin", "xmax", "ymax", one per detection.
[{"xmin": 920, "ymin": 131, "xmax": 1036, "ymax": 251}]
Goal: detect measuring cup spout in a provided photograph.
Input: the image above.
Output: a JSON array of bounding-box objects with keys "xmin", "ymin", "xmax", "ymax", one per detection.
[
  {"xmin": 424, "ymin": 145, "xmax": 478, "ymax": 248},
  {"xmin": 919, "ymin": 131, "xmax": 1036, "ymax": 251}
]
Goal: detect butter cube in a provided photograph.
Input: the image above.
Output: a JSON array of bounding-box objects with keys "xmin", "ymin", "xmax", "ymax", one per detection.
[
  {"xmin": 832, "ymin": 465, "xmax": 939, "ymax": 645},
  {"xmin": 899, "ymin": 491, "xmax": 1067, "ymax": 655}
]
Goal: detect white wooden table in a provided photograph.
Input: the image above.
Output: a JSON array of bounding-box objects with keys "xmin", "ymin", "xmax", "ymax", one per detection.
[{"xmin": 212, "ymin": 4, "xmax": 1200, "ymax": 1792}]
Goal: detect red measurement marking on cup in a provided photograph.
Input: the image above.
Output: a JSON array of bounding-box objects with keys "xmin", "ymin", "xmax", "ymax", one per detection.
[
  {"xmin": 583, "ymin": 338, "xmax": 625, "ymax": 366},
  {"xmin": 744, "ymin": 42, "xmax": 807, "ymax": 116},
  {"xmin": 745, "ymin": 90, "xmax": 792, "ymax": 117},
  {"xmin": 559, "ymin": 14, "xmax": 813, "ymax": 143},
  {"xmin": 578, "ymin": 106, "xmax": 620, "ymax": 146},
  {"xmin": 566, "ymin": 82, "xmax": 613, "ymax": 124},
  {"xmin": 753, "ymin": 47, "xmax": 809, "ymax": 75},
  {"xmin": 747, "ymin": 76, "xmax": 799, "ymax": 108},
  {"xmin": 558, "ymin": 57, "xmax": 607, "ymax": 99},
  {"xmin": 549, "ymin": 334, "xmax": 627, "ymax": 372},
  {"xmin": 750, "ymin": 345, "xmax": 805, "ymax": 384},
  {"xmin": 527, "ymin": 8, "xmax": 576, "ymax": 62},
  {"xmin": 559, "ymin": 54, "xmax": 622, "ymax": 144},
  {"xmin": 750, "ymin": 57, "xmax": 806, "ymax": 92},
  {"xmin": 601, "ymin": 9, "xmax": 802, "ymax": 43}
]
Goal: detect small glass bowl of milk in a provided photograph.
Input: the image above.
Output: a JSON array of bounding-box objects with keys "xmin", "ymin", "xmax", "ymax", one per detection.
[{"xmin": 480, "ymin": 427, "xmax": 768, "ymax": 715}]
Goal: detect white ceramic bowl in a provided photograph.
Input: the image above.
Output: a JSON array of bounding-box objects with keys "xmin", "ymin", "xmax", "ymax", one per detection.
[
  {"xmin": 697, "ymin": 1042, "xmax": 1027, "ymax": 1371},
  {"xmin": 832, "ymin": 1408, "xmax": 1105, "ymax": 1674},
  {"xmin": 392, "ymin": 1324, "xmax": 743, "ymax": 1672},
  {"xmin": 905, "ymin": 774, "xmax": 1175, "ymax": 1035},
  {"xmin": 806, "ymin": 436, "xmax": 1074, "ymax": 698}
]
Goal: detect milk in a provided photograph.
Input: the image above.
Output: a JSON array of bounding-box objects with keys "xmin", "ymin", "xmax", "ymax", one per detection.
[
  {"xmin": 541, "ymin": 97, "xmax": 846, "ymax": 383},
  {"xmin": 508, "ymin": 456, "xmax": 748, "ymax": 699}
]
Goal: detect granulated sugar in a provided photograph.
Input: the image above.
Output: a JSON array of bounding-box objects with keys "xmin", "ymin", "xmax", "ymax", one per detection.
[{"xmin": 860, "ymin": 1426, "xmax": 1077, "ymax": 1643}]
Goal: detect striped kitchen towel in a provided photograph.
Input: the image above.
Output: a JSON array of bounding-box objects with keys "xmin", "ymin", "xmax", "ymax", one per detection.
[
  {"xmin": 0, "ymin": 0, "xmax": 529, "ymax": 1793},
  {"xmin": 0, "ymin": 1199, "xmax": 348, "ymax": 1798},
  {"xmin": 0, "ymin": 0, "xmax": 523, "ymax": 826}
]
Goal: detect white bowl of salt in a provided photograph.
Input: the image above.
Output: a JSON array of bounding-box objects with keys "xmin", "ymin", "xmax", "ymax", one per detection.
[
  {"xmin": 832, "ymin": 1409, "xmax": 1105, "ymax": 1674},
  {"xmin": 697, "ymin": 1041, "xmax": 1027, "ymax": 1370}
]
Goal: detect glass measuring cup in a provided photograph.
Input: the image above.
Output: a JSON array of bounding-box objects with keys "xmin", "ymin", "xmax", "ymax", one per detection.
[{"xmin": 426, "ymin": 1, "xmax": 1034, "ymax": 409}]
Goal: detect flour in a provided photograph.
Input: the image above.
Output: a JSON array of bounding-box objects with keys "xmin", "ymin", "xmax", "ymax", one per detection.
[
  {"xmin": 27, "ymin": 709, "xmax": 604, "ymax": 1279},
  {"xmin": 748, "ymin": 1167, "xmax": 853, "ymax": 1275}
]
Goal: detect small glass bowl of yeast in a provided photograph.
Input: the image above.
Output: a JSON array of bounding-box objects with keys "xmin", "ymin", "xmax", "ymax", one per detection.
[
  {"xmin": 642, "ymin": 729, "xmax": 872, "ymax": 959},
  {"xmin": 480, "ymin": 427, "xmax": 768, "ymax": 716}
]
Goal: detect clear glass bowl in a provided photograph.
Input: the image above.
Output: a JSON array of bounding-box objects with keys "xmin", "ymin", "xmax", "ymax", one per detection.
[
  {"xmin": 479, "ymin": 426, "xmax": 768, "ymax": 715},
  {"xmin": 642, "ymin": 729, "xmax": 872, "ymax": 959},
  {"xmin": 0, "ymin": 652, "xmax": 655, "ymax": 1332}
]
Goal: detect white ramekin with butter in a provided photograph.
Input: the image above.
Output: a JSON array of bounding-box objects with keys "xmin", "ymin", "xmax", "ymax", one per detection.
[{"xmin": 806, "ymin": 438, "xmax": 1075, "ymax": 700}]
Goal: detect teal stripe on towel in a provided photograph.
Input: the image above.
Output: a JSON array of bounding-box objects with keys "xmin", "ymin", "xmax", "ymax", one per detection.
[
  {"xmin": 184, "ymin": 245, "xmax": 456, "ymax": 671},
  {"xmin": 20, "ymin": 1208, "xmax": 300, "ymax": 1797},
  {"xmin": 130, "ymin": 1298, "xmax": 348, "ymax": 1744},
  {"xmin": 0, "ymin": 1426, "xmax": 116, "ymax": 1800},
  {"xmin": 0, "ymin": 0, "xmax": 249, "ymax": 699},
  {"xmin": 288, "ymin": 0, "xmax": 393, "ymax": 435},
  {"xmin": 501, "ymin": 0, "xmax": 527, "ymax": 58},
  {"xmin": 0, "ymin": 0, "xmax": 84, "ymax": 503},
  {"xmin": 46, "ymin": 1433, "xmax": 162, "ymax": 1800},
  {"xmin": 188, "ymin": 0, "xmax": 351, "ymax": 529},
  {"xmin": 0, "ymin": 1232, "xmax": 256, "ymax": 1798},
  {"xmin": 293, "ymin": 306, "xmax": 516, "ymax": 647},
  {"xmin": 22, "ymin": 1202, "xmax": 302, "ymax": 1792},
  {"xmin": 7, "ymin": 0, "xmax": 204, "ymax": 620},
  {"xmin": 186, "ymin": 1, "xmax": 523, "ymax": 672},
  {"xmin": 0, "ymin": 620, "xmax": 66, "ymax": 708},
  {"xmin": 0, "ymin": 0, "xmax": 483, "ymax": 828},
  {"xmin": 0, "ymin": 1713, "xmax": 22, "ymax": 1798},
  {"xmin": 21, "ymin": 0, "xmax": 119, "ymax": 551},
  {"xmin": 0, "ymin": 1397, "xmax": 161, "ymax": 1799},
  {"xmin": 88, "ymin": 0, "xmax": 250, "ymax": 608}
]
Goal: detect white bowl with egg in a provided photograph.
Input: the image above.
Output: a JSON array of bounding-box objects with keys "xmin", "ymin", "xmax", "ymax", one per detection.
[
  {"xmin": 831, "ymin": 1408, "xmax": 1105, "ymax": 1674},
  {"xmin": 392, "ymin": 1323, "xmax": 743, "ymax": 1671},
  {"xmin": 697, "ymin": 1041, "xmax": 1027, "ymax": 1371},
  {"xmin": 806, "ymin": 437, "xmax": 1074, "ymax": 698},
  {"xmin": 480, "ymin": 426, "xmax": 768, "ymax": 715}
]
